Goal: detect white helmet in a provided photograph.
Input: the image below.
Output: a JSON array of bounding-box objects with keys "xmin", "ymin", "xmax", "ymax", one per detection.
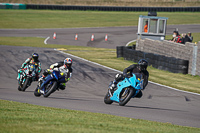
[{"xmin": 64, "ymin": 58, "xmax": 72, "ymax": 67}]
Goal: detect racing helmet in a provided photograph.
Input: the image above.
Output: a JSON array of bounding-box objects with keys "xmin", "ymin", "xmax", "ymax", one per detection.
[
  {"xmin": 138, "ymin": 59, "xmax": 148, "ymax": 71},
  {"xmin": 64, "ymin": 58, "xmax": 72, "ymax": 68},
  {"xmin": 32, "ymin": 53, "xmax": 39, "ymax": 61},
  {"xmin": 115, "ymin": 73, "xmax": 123, "ymax": 82}
]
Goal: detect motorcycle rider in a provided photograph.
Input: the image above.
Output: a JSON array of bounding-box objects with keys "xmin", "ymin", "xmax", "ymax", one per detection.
[
  {"xmin": 17, "ymin": 53, "xmax": 41, "ymax": 81},
  {"xmin": 38, "ymin": 58, "xmax": 73, "ymax": 93},
  {"xmin": 109, "ymin": 59, "xmax": 149, "ymax": 98}
]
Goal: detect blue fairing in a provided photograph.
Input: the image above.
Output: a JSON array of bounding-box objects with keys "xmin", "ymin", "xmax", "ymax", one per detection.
[
  {"xmin": 40, "ymin": 74, "xmax": 55, "ymax": 90},
  {"xmin": 40, "ymin": 70, "xmax": 66, "ymax": 91},
  {"xmin": 52, "ymin": 71, "xmax": 66, "ymax": 83},
  {"xmin": 52, "ymin": 71, "xmax": 60, "ymax": 80},
  {"xmin": 110, "ymin": 73, "xmax": 143, "ymax": 102}
]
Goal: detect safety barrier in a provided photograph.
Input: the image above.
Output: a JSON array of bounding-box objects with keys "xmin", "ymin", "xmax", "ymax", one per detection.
[
  {"xmin": 117, "ymin": 46, "xmax": 189, "ymax": 74},
  {"xmin": 0, "ymin": 3, "xmax": 26, "ymax": 9},
  {"xmin": 26, "ymin": 4, "xmax": 200, "ymax": 12},
  {"xmin": 1, "ymin": 3, "xmax": 199, "ymax": 12}
]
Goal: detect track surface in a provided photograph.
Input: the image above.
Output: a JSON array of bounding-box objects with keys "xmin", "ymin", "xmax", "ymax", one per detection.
[
  {"xmin": 0, "ymin": 25, "xmax": 200, "ymax": 128},
  {"xmin": 0, "ymin": 24, "xmax": 200, "ymax": 49},
  {"xmin": 0, "ymin": 45, "xmax": 200, "ymax": 128}
]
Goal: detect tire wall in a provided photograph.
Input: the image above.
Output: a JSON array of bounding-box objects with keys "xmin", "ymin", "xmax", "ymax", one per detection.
[
  {"xmin": 1, "ymin": 3, "xmax": 200, "ymax": 12},
  {"xmin": 24, "ymin": 4, "xmax": 200, "ymax": 12},
  {"xmin": 117, "ymin": 46, "xmax": 189, "ymax": 74}
]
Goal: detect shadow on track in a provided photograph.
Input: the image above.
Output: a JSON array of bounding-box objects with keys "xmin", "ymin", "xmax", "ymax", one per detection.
[
  {"xmin": 123, "ymin": 105, "xmax": 185, "ymax": 112},
  {"xmin": 48, "ymin": 96, "xmax": 93, "ymax": 102}
]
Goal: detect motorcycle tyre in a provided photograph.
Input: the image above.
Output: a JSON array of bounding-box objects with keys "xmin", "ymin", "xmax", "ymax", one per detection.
[
  {"xmin": 104, "ymin": 91, "xmax": 113, "ymax": 104},
  {"xmin": 34, "ymin": 87, "xmax": 41, "ymax": 97},
  {"xmin": 18, "ymin": 84, "xmax": 22, "ymax": 91},
  {"xmin": 43, "ymin": 82, "xmax": 57, "ymax": 98},
  {"xmin": 21, "ymin": 77, "xmax": 29, "ymax": 92},
  {"xmin": 119, "ymin": 87, "xmax": 134, "ymax": 106}
]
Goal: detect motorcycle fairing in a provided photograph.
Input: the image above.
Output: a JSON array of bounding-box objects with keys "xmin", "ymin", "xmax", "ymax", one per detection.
[
  {"xmin": 110, "ymin": 74, "xmax": 142, "ymax": 102},
  {"xmin": 40, "ymin": 71, "xmax": 66, "ymax": 91}
]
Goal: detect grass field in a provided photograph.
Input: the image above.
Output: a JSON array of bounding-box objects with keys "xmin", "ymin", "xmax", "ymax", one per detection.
[
  {"xmin": 0, "ymin": 10, "xmax": 200, "ymax": 29},
  {"xmin": 0, "ymin": 36, "xmax": 200, "ymax": 94},
  {"xmin": 1, "ymin": 100, "xmax": 200, "ymax": 133},
  {"xmin": 1, "ymin": 0, "xmax": 200, "ymax": 7}
]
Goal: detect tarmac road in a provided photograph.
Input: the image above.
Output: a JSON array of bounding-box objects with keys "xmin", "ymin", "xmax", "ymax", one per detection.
[
  {"xmin": 0, "ymin": 24, "xmax": 199, "ymax": 49},
  {"xmin": 0, "ymin": 45, "xmax": 200, "ymax": 128}
]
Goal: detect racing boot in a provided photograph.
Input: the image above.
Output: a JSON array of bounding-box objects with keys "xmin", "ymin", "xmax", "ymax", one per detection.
[{"xmin": 59, "ymin": 83, "xmax": 66, "ymax": 90}]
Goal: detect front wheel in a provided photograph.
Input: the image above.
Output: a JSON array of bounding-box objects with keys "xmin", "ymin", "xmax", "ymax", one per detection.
[
  {"xmin": 21, "ymin": 77, "xmax": 29, "ymax": 91},
  {"xmin": 18, "ymin": 85, "xmax": 22, "ymax": 91},
  {"xmin": 104, "ymin": 91, "xmax": 113, "ymax": 104},
  {"xmin": 43, "ymin": 82, "xmax": 57, "ymax": 98},
  {"xmin": 34, "ymin": 86, "xmax": 41, "ymax": 97},
  {"xmin": 119, "ymin": 87, "xmax": 134, "ymax": 106}
]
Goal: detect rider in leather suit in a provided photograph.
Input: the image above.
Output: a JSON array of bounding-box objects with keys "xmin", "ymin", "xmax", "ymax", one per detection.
[
  {"xmin": 110, "ymin": 59, "xmax": 149, "ymax": 98},
  {"xmin": 17, "ymin": 53, "xmax": 41, "ymax": 81},
  {"xmin": 39, "ymin": 58, "xmax": 73, "ymax": 91}
]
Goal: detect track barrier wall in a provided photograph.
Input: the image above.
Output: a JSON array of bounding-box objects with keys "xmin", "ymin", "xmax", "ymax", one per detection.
[
  {"xmin": 0, "ymin": 3, "xmax": 199, "ymax": 12},
  {"xmin": 25, "ymin": 5, "xmax": 200, "ymax": 12},
  {"xmin": 117, "ymin": 46, "xmax": 189, "ymax": 74},
  {"xmin": 135, "ymin": 38, "xmax": 200, "ymax": 76},
  {"xmin": 0, "ymin": 3, "xmax": 196, "ymax": 12},
  {"xmin": 0, "ymin": 3, "xmax": 26, "ymax": 9}
]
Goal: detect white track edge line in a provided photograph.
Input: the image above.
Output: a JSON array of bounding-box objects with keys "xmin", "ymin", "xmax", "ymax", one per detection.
[
  {"xmin": 44, "ymin": 37, "xmax": 50, "ymax": 44},
  {"xmin": 54, "ymin": 49, "xmax": 200, "ymax": 96},
  {"xmin": 126, "ymin": 40, "xmax": 136, "ymax": 47}
]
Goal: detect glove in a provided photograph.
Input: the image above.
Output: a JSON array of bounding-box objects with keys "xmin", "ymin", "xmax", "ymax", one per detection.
[{"xmin": 43, "ymin": 69, "xmax": 49, "ymax": 76}]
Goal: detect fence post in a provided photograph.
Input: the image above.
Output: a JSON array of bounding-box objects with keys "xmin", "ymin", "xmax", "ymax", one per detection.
[{"xmin": 191, "ymin": 45, "xmax": 198, "ymax": 75}]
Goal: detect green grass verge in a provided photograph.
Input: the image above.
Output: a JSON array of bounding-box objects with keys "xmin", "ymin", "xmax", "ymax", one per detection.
[
  {"xmin": 127, "ymin": 41, "xmax": 137, "ymax": 46},
  {"xmin": 0, "ymin": 36, "xmax": 200, "ymax": 94},
  {"xmin": 1, "ymin": 100, "xmax": 200, "ymax": 133},
  {"xmin": 0, "ymin": 10, "xmax": 200, "ymax": 29}
]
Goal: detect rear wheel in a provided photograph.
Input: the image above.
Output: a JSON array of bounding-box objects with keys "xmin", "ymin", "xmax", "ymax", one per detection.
[
  {"xmin": 104, "ymin": 91, "xmax": 113, "ymax": 104},
  {"xmin": 119, "ymin": 87, "xmax": 134, "ymax": 106},
  {"xmin": 21, "ymin": 77, "xmax": 29, "ymax": 91},
  {"xmin": 43, "ymin": 82, "xmax": 57, "ymax": 98}
]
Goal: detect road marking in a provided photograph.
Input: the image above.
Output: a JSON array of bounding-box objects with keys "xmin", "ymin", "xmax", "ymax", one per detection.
[
  {"xmin": 56, "ymin": 48, "xmax": 67, "ymax": 51},
  {"xmin": 54, "ymin": 49, "xmax": 200, "ymax": 96},
  {"xmin": 126, "ymin": 40, "xmax": 136, "ymax": 47},
  {"xmin": 44, "ymin": 36, "xmax": 50, "ymax": 44}
]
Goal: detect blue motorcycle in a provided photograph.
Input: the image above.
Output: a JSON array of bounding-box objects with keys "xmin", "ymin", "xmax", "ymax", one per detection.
[
  {"xmin": 34, "ymin": 70, "xmax": 66, "ymax": 98},
  {"xmin": 104, "ymin": 73, "xmax": 144, "ymax": 106}
]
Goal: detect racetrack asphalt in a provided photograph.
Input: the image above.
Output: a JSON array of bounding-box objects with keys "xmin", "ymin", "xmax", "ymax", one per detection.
[
  {"xmin": 0, "ymin": 45, "xmax": 200, "ymax": 128},
  {"xmin": 0, "ymin": 24, "xmax": 200, "ymax": 49}
]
